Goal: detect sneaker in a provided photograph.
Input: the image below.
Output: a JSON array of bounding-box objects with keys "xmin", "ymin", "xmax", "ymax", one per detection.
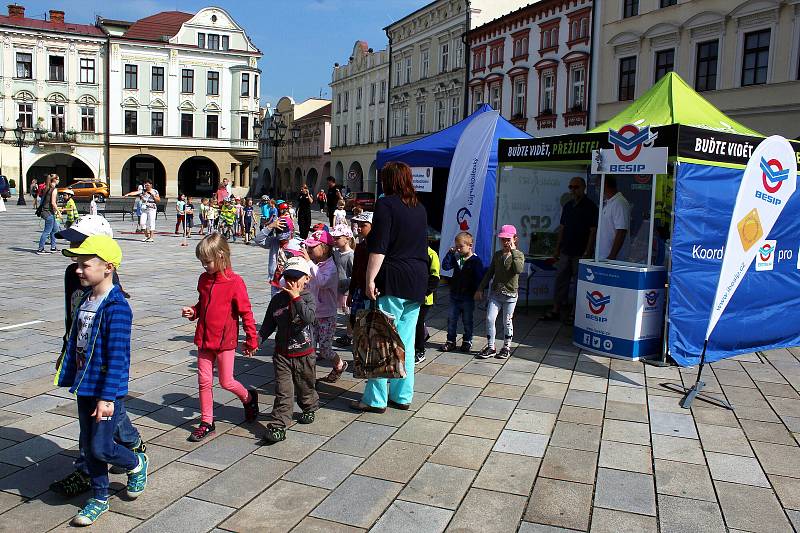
[
  {"xmin": 414, "ymin": 351, "xmax": 426, "ymax": 365},
  {"xmin": 259, "ymin": 424, "xmax": 286, "ymax": 444},
  {"xmin": 50, "ymin": 469, "xmax": 91, "ymax": 497},
  {"xmin": 334, "ymin": 335, "xmax": 352, "ymax": 347},
  {"xmin": 243, "ymin": 389, "xmax": 259, "ymax": 423},
  {"xmin": 50, "ymin": 248, "xmax": 58, "ymax": 253},
  {"xmin": 110, "ymin": 439, "xmax": 147, "ymax": 474},
  {"xmin": 459, "ymin": 341, "xmax": 472, "ymax": 354},
  {"xmin": 126, "ymin": 452, "xmax": 149, "ymax": 499},
  {"xmin": 441, "ymin": 341, "xmax": 456, "ymax": 352},
  {"xmin": 496, "ymin": 346, "xmax": 511, "ymax": 360},
  {"xmin": 141, "ymin": 237, "xmax": 149, "ymax": 242},
  {"xmin": 71, "ymin": 498, "xmax": 109, "ymax": 526},
  {"xmin": 36, "ymin": 249, "xmax": 49, "ymax": 255},
  {"xmin": 297, "ymin": 411, "xmax": 315, "ymax": 424},
  {"xmin": 475, "ymin": 346, "xmax": 496, "ymax": 359},
  {"xmin": 188, "ymin": 421, "xmax": 215, "ymax": 442}
]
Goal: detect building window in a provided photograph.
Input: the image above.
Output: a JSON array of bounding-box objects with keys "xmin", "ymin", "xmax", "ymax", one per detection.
[
  {"xmin": 181, "ymin": 113, "xmax": 193, "ymax": 137},
  {"xmin": 378, "ymin": 117, "xmax": 384, "ymax": 141},
  {"xmin": 540, "ymin": 71, "xmax": 555, "ymax": 114},
  {"xmin": 369, "ymin": 119, "xmax": 375, "ymax": 143},
  {"xmin": 151, "ymin": 111, "xmax": 164, "ymax": 136},
  {"xmin": 489, "ymin": 82, "xmax": 501, "ymax": 112},
  {"xmin": 660, "ymin": 0, "xmax": 677, "ymax": 6},
  {"xmin": 569, "ymin": 65, "xmax": 586, "ymax": 110},
  {"xmin": 207, "ymin": 71, "xmax": 219, "ymax": 95},
  {"xmin": 356, "ymin": 121, "xmax": 361, "ymax": 144},
  {"xmin": 540, "ymin": 24, "xmax": 559, "ymax": 52},
  {"xmin": 440, "ymin": 42, "xmax": 449, "ymax": 73},
  {"xmin": 405, "ymin": 57, "xmax": 412, "ymax": 84},
  {"xmin": 655, "ymin": 49, "xmax": 674, "ymax": 82},
  {"xmin": 357, "ymin": 87, "xmax": 363, "ymax": 108},
  {"xmin": 241, "ymin": 73, "xmax": 250, "ymax": 96},
  {"xmin": 417, "ymin": 103, "xmax": 426, "ymax": 134},
  {"xmin": 81, "ymin": 106, "xmax": 95, "ymax": 132},
  {"xmin": 370, "ymin": 82, "xmax": 376, "ymax": 104},
  {"xmin": 392, "ymin": 109, "xmax": 399, "ymax": 136},
  {"xmin": 222, "ymin": 36, "xmax": 229, "ymax": 50},
  {"xmin": 420, "ymin": 49, "xmax": 429, "ymax": 78},
  {"xmin": 473, "ymin": 48, "xmax": 486, "ymax": 71},
  {"xmin": 344, "ymin": 91, "xmax": 349, "ymax": 111},
  {"xmin": 450, "ymin": 96, "xmax": 459, "ymax": 126},
  {"xmin": 16, "ymin": 52, "xmax": 32, "ymax": 79},
  {"xmin": 472, "ymin": 86, "xmax": 484, "ymax": 112},
  {"xmin": 49, "ymin": 56, "xmax": 65, "ymax": 81},
  {"xmin": 489, "ymin": 43, "xmax": 504, "ymax": 68},
  {"xmin": 124, "ymin": 110, "xmax": 137, "ymax": 135},
  {"xmin": 198, "ymin": 33, "xmax": 205, "ymax": 48},
  {"xmin": 380, "ymin": 80, "xmax": 386, "ymax": 102},
  {"xmin": 513, "ymin": 35, "xmax": 529, "ymax": 59},
  {"xmin": 742, "ymin": 29, "xmax": 770, "ymax": 86},
  {"xmin": 619, "ymin": 56, "xmax": 637, "ymax": 101},
  {"xmin": 402, "ymin": 108, "xmax": 409, "ymax": 135},
  {"xmin": 50, "ymin": 104, "xmax": 65, "ymax": 133},
  {"xmin": 394, "ymin": 61, "xmax": 402, "ymax": 87},
  {"xmin": 343, "ymin": 124, "xmax": 348, "ymax": 144},
  {"xmin": 151, "ymin": 66, "xmax": 165, "ymax": 91},
  {"xmin": 513, "ymin": 77, "xmax": 527, "ymax": 117},
  {"xmin": 335, "ymin": 125, "xmax": 340, "ymax": 145},
  {"xmin": 437, "ymin": 100, "xmax": 446, "ymax": 129},
  {"xmin": 240, "ymin": 116, "xmax": 249, "ymax": 139},
  {"xmin": 80, "ymin": 58, "xmax": 95, "ymax": 83},
  {"xmin": 695, "ymin": 40, "xmax": 718, "ymax": 92},
  {"xmin": 623, "ymin": 0, "xmax": 639, "ymax": 18},
  {"xmin": 18, "ymin": 103, "xmax": 33, "ymax": 128},
  {"xmin": 455, "ymin": 40, "xmax": 464, "ymax": 69},
  {"xmin": 182, "ymin": 69, "xmax": 194, "ymax": 93},
  {"xmin": 207, "ymin": 34, "xmax": 220, "ymax": 50},
  {"xmin": 336, "ymin": 94, "xmax": 341, "ymax": 113},
  {"xmin": 254, "ymin": 75, "xmax": 258, "ymax": 98},
  {"xmin": 124, "ymin": 64, "xmax": 138, "ymax": 89}
]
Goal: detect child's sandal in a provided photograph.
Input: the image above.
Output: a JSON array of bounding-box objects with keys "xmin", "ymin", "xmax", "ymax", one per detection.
[{"xmin": 319, "ymin": 360, "xmax": 348, "ymax": 383}]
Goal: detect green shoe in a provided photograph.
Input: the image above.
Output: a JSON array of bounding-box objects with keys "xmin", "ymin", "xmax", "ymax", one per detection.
[
  {"xmin": 126, "ymin": 452, "xmax": 149, "ymax": 499},
  {"xmin": 297, "ymin": 411, "xmax": 315, "ymax": 424},
  {"xmin": 50, "ymin": 470, "xmax": 91, "ymax": 497},
  {"xmin": 111, "ymin": 439, "xmax": 147, "ymax": 474},
  {"xmin": 259, "ymin": 425, "xmax": 286, "ymax": 444},
  {"xmin": 71, "ymin": 498, "xmax": 109, "ymax": 526}
]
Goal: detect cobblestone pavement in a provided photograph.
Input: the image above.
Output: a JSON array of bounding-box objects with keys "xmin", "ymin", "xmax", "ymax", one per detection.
[{"xmin": 1, "ymin": 203, "xmax": 799, "ymax": 532}]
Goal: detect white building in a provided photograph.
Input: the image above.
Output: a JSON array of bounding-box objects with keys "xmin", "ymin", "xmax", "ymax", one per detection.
[
  {"xmin": 100, "ymin": 7, "xmax": 261, "ymax": 198},
  {"xmin": 330, "ymin": 41, "xmax": 389, "ymax": 193},
  {"xmin": 0, "ymin": 5, "xmax": 107, "ymax": 195},
  {"xmin": 386, "ymin": 0, "xmax": 527, "ymax": 147},
  {"xmin": 467, "ymin": 0, "xmax": 593, "ymax": 135}
]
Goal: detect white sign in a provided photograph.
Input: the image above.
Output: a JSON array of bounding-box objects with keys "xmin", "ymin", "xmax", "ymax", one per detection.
[
  {"xmin": 411, "ymin": 167, "xmax": 433, "ymax": 193},
  {"xmin": 591, "ymin": 147, "xmax": 668, "ymax": 175},
  {"xmin": 439, "ymin": 111, "xmax": 499, "ymax": 269},
  {"xmin": 755, "ymin": 240, "xmax": 777, "ymax": 271},
  {"xmin": 706, "ymin": 136, "xmax": 797, "ymax": 340}
]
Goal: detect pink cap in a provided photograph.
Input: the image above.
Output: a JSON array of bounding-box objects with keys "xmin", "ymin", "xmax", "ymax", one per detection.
[
  {"xmin": 304, "ymin": 230, "xmax": 334, "ymax": 247},
  {"xmin": 498, "ymin": 224, "xmax": 517, "ymax": 239}
]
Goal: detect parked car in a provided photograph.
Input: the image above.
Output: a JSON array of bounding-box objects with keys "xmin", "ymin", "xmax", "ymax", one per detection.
[
  {"xmin": 57, "ymin": 179, "xmax": 109, "ymax": 201},
  {"xmin": 0, "ymin": 175, "xmax": 9, "ymax": 200},
  {"xmin": 344, "ymin": 191, "xmax": 376, "ymax": 212}
]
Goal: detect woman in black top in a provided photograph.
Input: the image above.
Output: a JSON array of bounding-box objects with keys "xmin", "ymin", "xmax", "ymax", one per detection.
[
  {"xmin": 297, "ymin": 184, "xmax": 313, "ymax": 238},
  {"xmin": 352, "ymin": 162, "xmax": 428, "ymax": 413},
  {"xmin": 36, "ymin": 174, "xmax": 62, "ymax": 254}
]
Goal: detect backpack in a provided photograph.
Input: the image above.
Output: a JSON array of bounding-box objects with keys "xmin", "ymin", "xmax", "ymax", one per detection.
[{"xmin": 352, "ymin": 302, "xmax": 406, "ymax": 379}]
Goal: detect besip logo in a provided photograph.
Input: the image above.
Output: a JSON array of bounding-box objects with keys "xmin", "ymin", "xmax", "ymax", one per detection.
[
  {"xmin": 645, "ymin": 291, "xmax": 658, "ymax": 307},
  {"xmin": 586, "ymin": 291, "xmax": 611, "ymax": 315},
  {"xmin": 456, "ymin": 207, "xmax": 471, "ymax": 231},
  {"xmin": 760, "ymin": 157, "xmax": 791, "ymax": 195},
  {"xmin": 608, "ymin": 124, "xmax": 658, "ymax": 163},
  {"xmin": 759, "ymin": 242, "xmax": 775, "ymax": 262}
]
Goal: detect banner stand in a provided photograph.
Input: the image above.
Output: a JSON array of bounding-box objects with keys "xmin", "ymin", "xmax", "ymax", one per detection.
[{"xmin": 679, "ymin": 340, "xmax": 734, "ymax": 410}]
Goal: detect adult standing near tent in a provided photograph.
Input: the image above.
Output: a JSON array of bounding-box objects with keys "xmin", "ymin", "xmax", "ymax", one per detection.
[
  {"xmin": 297, "ymin": 184, "xmax": 313, "ymax": 238},
  {"xmin": 36, "ymin": 174, "xmax": 62, "ymax": 255},
  {"xmin": 543, "ymin": 177, "xmax": 597, "ymax": 324},
  {"xmin": 325, "ymin": 177, "xmax": 342, "ymax": 227},
  {"xmin": 351, "ymin": 162, "xmax": 428, "ymax": 413},
  {"xmin": 597, "ymin": 176, "xmax": 631, "ymax": 261},
  {"xmin": 124, "ymin": 180, "xmax": 160, "ymax": 243}
]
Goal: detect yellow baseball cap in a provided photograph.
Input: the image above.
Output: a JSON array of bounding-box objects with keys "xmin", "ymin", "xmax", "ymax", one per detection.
[{"xmin": 62, "ymin": 234, "xmax": 123, "ymax": 268}]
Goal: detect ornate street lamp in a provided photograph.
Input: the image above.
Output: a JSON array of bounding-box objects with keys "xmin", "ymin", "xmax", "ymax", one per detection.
[
  {"xmin": 267, "ymin": 111, "xmax": 287, "ymax": 195},
  {"xmin": 14, "ymin": 119, "xmax": 27, "ymax": 206}
]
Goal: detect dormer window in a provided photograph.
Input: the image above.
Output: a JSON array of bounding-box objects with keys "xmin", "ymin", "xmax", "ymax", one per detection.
[
  {"xmin": 198, "ymin": 33, "xmax": 205, "ymax": 48},
  {"xmin": 207, "ymin": 34, "xmax": 219, "ymax": 50}
]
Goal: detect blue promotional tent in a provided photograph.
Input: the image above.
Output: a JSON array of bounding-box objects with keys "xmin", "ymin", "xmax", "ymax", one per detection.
[{"xmin": 377, "ymin": 104, "xmax": 531, "ymax": 264}]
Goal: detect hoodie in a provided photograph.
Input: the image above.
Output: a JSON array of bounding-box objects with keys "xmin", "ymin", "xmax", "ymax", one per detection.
[{"xmin": 190, "ymin": 269, "xmax": 258, "ymax": 351}]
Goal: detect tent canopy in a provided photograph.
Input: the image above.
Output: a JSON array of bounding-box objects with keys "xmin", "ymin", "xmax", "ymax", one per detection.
[
  {"xmin": 589, "ymin": 72, "xmax": 763, "ymax": 136},
  {"xmin": 376, "ymin": 104, "xmax": 531, "ymax": 169}
]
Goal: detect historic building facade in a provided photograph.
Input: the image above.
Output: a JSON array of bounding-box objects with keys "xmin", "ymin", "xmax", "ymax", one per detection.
[
  {"xmin": 330, "ymin": 41, "xmax": 389, "ymax": 193},
  {"xmin": 101, "ymin": 7, "xmax": 261, "ymax": 198},
  {"xmin": 386, "ymin": 0, "xmax": 526, "ymax": 148},
  {"xmin": 592, "ymin": 0, "xmax": 800, "ymax": 137},
  {"xmin": 0, "ymin": 5, "xmax": 107, "ymax": 193},
  {"xmin": 467, "ymin": 0, "xmax": 593, "ymax": 135}
]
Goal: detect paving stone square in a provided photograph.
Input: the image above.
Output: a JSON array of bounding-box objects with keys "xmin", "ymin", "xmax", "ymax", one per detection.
[{"xmin": 1, "ymin": 207, "xmax": 798, "ymax": 531}]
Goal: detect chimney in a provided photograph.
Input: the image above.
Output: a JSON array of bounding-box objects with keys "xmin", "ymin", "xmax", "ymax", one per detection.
[
  {"xmin": 7, "ymin": 4, "xmax": 25, "ymax": 18},
  {"xmin": 49, "ymin": 10, "xmax": 64, "ymax": 25}
]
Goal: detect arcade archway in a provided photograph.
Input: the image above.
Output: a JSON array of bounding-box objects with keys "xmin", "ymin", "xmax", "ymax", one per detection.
[
  {"xmin": 27, "ymin": 153, "xmax": 94, "ymax": 186},
  {"xmin": 347, "ymin": 161, "xmax": 364, "ymax": 192},
  {"xmin": 178, "ymin": 157, "xmax": 219, "ymax": 198},
  {"xmin": 121, "ymin": 155, "xmax": 166, "ymax": 195}
]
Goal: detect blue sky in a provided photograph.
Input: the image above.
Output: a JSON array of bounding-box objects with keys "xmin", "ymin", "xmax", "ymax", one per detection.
[{"xmin": 16, "ymin": 0, "xmax": 425, "ymax": 105}]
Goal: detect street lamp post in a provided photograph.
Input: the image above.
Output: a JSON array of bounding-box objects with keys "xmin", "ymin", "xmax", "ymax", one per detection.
[
  {"xmin": 1, "ymin": 119, "xmax": 44, "ymax": 206},
  {"xmin": 252, "ymin": 119, "xmax": 262, "ymax": 194},
  {"xmin": 266, "ymin": 111, "xmax": 287, "ymax": 196}
]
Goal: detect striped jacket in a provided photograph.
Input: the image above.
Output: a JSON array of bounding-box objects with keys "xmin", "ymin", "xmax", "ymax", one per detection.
[{"xmin": 55, "ymin": 285, "xmax": 132, "ymax": 401}]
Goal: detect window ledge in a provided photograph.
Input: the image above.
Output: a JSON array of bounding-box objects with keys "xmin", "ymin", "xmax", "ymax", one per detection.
[
  {"xmin": 511, "ymin": 54, "xmax": 529, "ymax": 65},
  {"xmin": 539, "ymin": 46, "xmax": 559, "ymax": 55}
]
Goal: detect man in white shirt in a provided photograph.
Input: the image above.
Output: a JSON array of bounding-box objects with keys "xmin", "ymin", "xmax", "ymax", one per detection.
[{"xmin": 597, "ymin": 176, "xmax": 630, "ymax": 261}]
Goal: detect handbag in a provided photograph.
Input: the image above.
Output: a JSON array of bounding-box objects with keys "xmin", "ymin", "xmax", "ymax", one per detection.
[{"xmin": 352, "ymin": 299, "xmax": 406, "ymax": 379}]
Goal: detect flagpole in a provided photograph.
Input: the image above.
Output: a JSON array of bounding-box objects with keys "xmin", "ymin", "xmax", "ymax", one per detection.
[{"xmin": 680, "ymin": 339, "xmax": 733, "ymax": 410}]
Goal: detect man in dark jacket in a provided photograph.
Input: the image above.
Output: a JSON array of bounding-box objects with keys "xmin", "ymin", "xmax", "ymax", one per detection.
[{"xmin": 258, "ymin": 257, "xmax": 318, "ymax": 444}]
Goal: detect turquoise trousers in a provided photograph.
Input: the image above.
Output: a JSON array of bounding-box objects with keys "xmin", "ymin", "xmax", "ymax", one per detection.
[{"xmin": 361, "ymin": 295, "xmax": 420, "ymax": 408}]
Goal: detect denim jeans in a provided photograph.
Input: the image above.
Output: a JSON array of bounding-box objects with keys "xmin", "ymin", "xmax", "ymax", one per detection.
[
  {"xmin": 77, "ymin": 396, "xmax": 139, "ymax": 500},
  {"xmin": 267, "ymin": 236, "xmax": 279, "ymax": 280},
  {"xmin": 447, "ymin": 297, "xmax": 475, "ymax": 343},
  {"xmin": 74, "ymin": 399, "xmax": 140, "ymax": 475},
  {"xmin": 486, "ymin": 292, "xmax": 518, "ymax": 348},
  {"xmin": 38, "ymin": 214, "xmax": 58, "ymax": 251}
]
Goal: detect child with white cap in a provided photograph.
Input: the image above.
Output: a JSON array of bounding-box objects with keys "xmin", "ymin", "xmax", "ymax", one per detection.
[{"xmin": 330, "ymin": 224, "xmax": 355, "ymax": 347}]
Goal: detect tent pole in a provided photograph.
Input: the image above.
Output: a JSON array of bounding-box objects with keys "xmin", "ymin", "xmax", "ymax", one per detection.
[
  {"xmin": 646, "ymin": 174, "xmax": 656, "ymax": 267},
  {"xmin": 680, "ymin": 339, "xmax": 734, "ymax": 410}
]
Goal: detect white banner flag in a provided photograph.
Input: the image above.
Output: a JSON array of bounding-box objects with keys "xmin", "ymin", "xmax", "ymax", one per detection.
[
  {"xmin": 439, "ymin": 110, "xmax": 499, "ymax": 272},
  {"xmin": 705, "ymin": 135, "xmax": 797, "ymax": 339}
]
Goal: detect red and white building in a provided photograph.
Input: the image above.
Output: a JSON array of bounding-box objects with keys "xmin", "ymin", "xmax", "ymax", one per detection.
[{"xmin": 467, "ymin": 0, "xmax": 592, "ymax": 135}]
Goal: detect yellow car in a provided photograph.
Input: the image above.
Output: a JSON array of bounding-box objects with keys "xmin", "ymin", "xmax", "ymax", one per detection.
[{"xmin": 58, "ymin": 179, "xmax": 109, "ymax": 201}]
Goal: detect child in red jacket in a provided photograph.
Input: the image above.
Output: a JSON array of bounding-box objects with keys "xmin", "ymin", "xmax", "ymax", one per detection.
[{"xmin": 181, "ymin": 234, "xmax": 260, "ymax": 441}]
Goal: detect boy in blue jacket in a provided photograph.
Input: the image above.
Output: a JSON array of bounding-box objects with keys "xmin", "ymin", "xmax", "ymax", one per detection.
[
  {"xmin": 55, "ymin": 235, "xmax": 148, "ymax": 526},
  {"xmin": 441, "ymin": 231, "xmax": 484, "ymax": 354}
]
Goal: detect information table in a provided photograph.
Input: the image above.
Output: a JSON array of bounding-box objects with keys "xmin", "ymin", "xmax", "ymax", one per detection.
[{"xmin": 573, "ymin": 260, "xmax": 666, "ymax": 360}]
